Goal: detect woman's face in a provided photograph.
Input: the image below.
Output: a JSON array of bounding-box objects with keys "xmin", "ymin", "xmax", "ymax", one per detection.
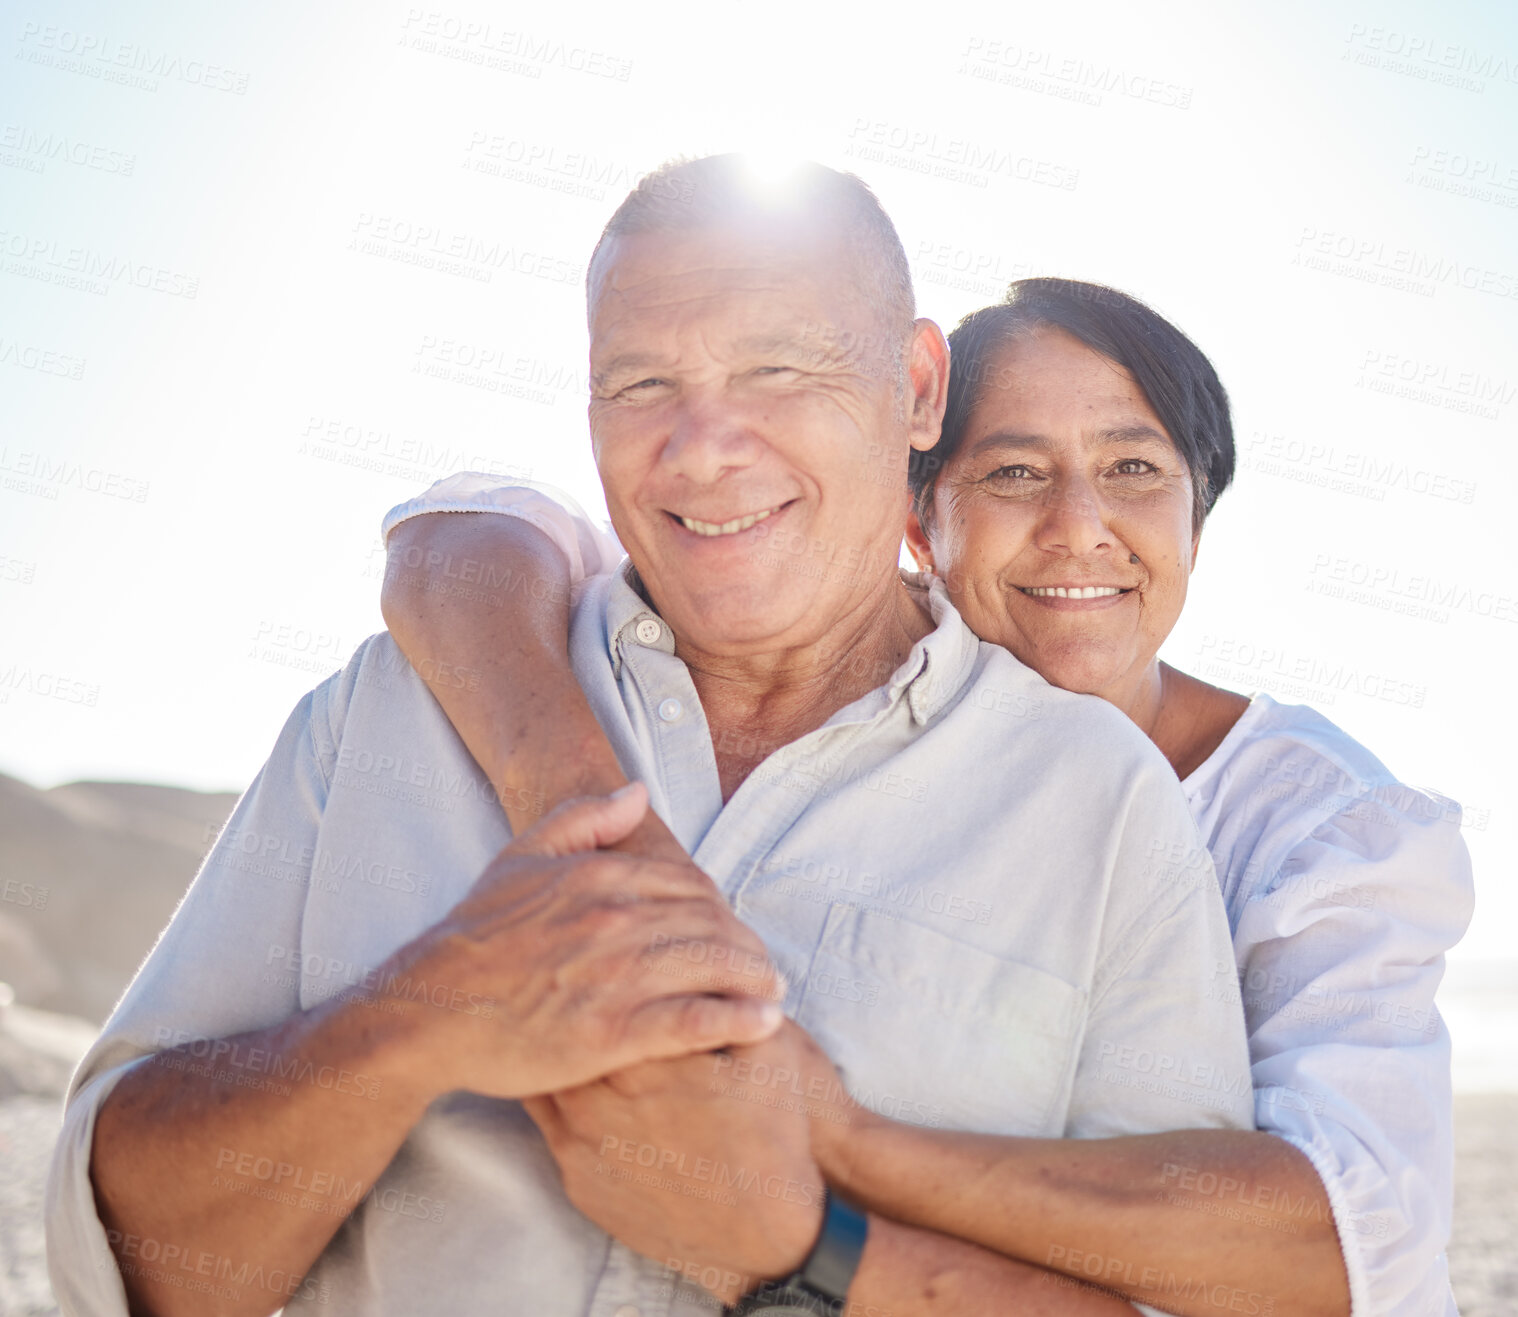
[{"xmin": 908, "ymin": 326, "xmax": 1199, "ymax": 706}]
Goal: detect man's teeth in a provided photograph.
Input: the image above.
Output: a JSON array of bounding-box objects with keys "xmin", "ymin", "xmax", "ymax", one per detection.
[
  {"xmin": 678, "ymin": 506, "xmax": 779, "ymax": 537},
  {"xmin": 1022, "ymin": 586, "xmax": 1126, "ymax": 599}
]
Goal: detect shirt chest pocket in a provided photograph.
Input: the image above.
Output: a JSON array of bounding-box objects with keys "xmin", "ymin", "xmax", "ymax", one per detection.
[{"xmin": 794, "ymin": 904, "xmax": 1087, "ymax": 1137}]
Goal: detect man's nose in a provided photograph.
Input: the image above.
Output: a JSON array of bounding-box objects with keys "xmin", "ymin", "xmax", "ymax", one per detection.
[
  {"xmin": 659, "ymin": 394, "xmax": 764, "ymax": 484},
  {"xmin": 1033, "ymin": 480, "xmax": 1115, "ymax": 557}
]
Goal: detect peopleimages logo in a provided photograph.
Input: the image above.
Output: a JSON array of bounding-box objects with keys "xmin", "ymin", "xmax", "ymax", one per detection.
[
  {"xmin": 844, "ymin": 118, "xmax": 1079, "ymax": 191},
  {"xmin": 0, "ymin": 123, "xmax": 137, "ymax": 175},
  {"xmin": 0, "ymin": 227, "xmax": 198, "ymax": 298},
  {"xmin": 397, "ymin": 11, "xmax": 633, "ymax": 81},
  {"xmin": 958, "ymin": 37, "xmax": 1194, "ymax": 109},
  {"xmin": 1292, "ymin": 226, "xmax": 1518, "ymax": 300},
  {"xmin": 1193, "ymin": 634, "xmax": 1427, "ymax": 710},
  {"xmin": 150, "ymin": 1027, "xmax": 382, "ymax": 1100},
  {"xmin": 16, "ymin": 22, "xmax": 251, "ymax": 93},
  {"xmin": 0, "ymin": 336, "xmax": 87, "ymax": 380},
  {"xmin": 1342, "ymin": 23, "xmax": 1518, "ymax": 93}
]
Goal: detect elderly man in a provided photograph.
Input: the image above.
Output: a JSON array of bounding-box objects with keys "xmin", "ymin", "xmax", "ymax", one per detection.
[{"xmin": 49, "ymin": 157, "xmax": 1250, "ymax": 1316}]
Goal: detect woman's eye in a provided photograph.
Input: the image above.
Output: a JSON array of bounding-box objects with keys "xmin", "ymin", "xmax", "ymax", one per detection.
[
  {"xmin": 985, "ymin": 464, "xmax": 1035, "ymax": 482},
  {"xmin": 752, "ymin": 366, "xmax": 792, "ymax": 377}
]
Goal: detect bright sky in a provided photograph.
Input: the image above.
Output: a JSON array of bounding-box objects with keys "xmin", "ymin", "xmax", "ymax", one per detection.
[{"xmin": 1, "ymin": 0, "xmax": 1514, "ymax": 964}]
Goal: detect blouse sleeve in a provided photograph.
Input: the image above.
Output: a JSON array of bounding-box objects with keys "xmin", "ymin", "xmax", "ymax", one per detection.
[
  {"xmin": 1230, "ymin": 784, "xmax": 1474, "ymax": 1317},
  {"xmin": 379, "ymin": 473, "xmax": 624, "ymax": 587}
]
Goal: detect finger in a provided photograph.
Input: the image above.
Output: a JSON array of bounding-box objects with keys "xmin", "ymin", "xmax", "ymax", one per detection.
[
  {"xmin": 519, "ymin": 1093, "xmax": 568, "ymax": 1145},
  {"xmin": 775, "ymin": 1017, "xmax": 813, "ymax": 1050},
  {"xmin": 505, "ymin": 782, "xmax": 650, "ymax": 858},
  {"xmin": 467, "ymin": 847, "xmax": 685, "ymax": 914},
  {"xmin": 637, "ymin": 932, "xmax": 787, "ymax": 1002},
  {"xmin": 605, "ymin": 809, "xmax": 691, "ymax": 866},
  {"xmin": 526, "ymin": 1079, "xmax": 635, "ymax": 1154},
  {"xmin": 616, "ymin": 994, "xmax": 786, "ymax": 1070},
  {"xmin": 597, "ymin": 1056, "xmax": 699, "ymax": 1099},
  {"xmin": 562, "ymin": 852, "xmax": 724, "ymax": 904}
]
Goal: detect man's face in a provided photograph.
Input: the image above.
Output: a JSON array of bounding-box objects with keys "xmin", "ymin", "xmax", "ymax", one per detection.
[{"xmin": 587, "ymin": 223, "xmax": 916, "ymax": 658}]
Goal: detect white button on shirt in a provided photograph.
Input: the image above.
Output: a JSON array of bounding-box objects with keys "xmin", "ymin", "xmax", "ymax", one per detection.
[
  {"xmin": 635, "ymin": 618, "xmax": 663, "ymax": 646},
  {"xmin": 47, "ymin": 563, "xmax": 1251, "ymax": 1316},
  {"xmin": 657, "ymin": 697, "xmax": 682, "ymax": 723}
]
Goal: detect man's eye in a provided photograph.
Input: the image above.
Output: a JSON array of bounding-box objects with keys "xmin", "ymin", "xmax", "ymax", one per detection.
[
  {"xmin": 985, "ymin": 465, "xmax": 1035, "ymax": 481},
  {"xmin": 752, "ymin": 366, "xmax": 793, "ymax": 377},
  {"xmin": 1113, "ymin": 459, "xmax": 1158, "ymax": 476}
]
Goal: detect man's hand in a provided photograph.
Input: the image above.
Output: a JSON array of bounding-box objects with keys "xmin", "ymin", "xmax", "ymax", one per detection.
[
  {"xmin": 525, "ymin": 1022, "xmax": 833, "ymax": 1306},
  {"xmin": 372, "ymin": 782, "xmax": 784, "ymax": 1099},
  {"xmin": 749, "ymin": 1022, "xmax": 885, "ymax": 1183}
]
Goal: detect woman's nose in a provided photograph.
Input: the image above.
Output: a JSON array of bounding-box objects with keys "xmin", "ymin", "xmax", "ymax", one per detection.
[{"xmin": 1033, "ymin": 480, "xmax": 1115, "ymax": 557}]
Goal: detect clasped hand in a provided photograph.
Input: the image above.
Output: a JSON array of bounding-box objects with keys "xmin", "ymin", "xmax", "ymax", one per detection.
[
  {"xmin": 524, "ymin": 1022, "xmax": 843, "ymax": 1308},
  {"xmin": 391, "ymin": 783, "xmax": 860, "ymax": 1304}
]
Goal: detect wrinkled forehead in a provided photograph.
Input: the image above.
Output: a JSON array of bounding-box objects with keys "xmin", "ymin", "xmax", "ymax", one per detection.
[{"xmin": 588, "ymin": 224, "xmax": 884, "ymax": 359}]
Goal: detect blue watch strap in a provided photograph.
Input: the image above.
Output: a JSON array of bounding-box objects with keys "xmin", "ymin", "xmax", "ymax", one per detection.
[{"xmin": 798, "ymin": 1190, "xmax": 868, "ymax": 1298}]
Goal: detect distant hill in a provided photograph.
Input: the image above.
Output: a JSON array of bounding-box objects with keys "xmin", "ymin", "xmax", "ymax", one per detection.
[{"xmin": 0, "ymin": 774, "xmax": 240, "ymax": 1022}]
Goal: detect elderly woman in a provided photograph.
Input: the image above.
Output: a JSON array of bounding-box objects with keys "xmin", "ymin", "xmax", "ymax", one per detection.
[{"xmin": 380, "ymin": 278, "xmax": 1471, "ymax": 1317}]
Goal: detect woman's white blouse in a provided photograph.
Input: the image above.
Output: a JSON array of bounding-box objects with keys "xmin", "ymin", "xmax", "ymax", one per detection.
[
  {"xmin": 381, "ymin": 473, "xmax": 624, "ymax": 587},
  {"xmin": 383, "ymin": 475, "xmax": 1475, "ymax": 1317},
  {"xmin": 1182, "ymin": 693, "xmax": 1472, "ymax": 1317}
]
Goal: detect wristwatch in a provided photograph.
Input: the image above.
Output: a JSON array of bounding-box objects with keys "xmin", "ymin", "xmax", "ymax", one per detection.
[{"xmin": 724, "ymin": 1190, "xmax": 869, "ymax": 1315}]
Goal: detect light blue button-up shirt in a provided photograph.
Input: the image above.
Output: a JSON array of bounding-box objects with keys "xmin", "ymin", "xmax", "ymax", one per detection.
[{"xmin": 48, "ymin": 566, "xmax": 1251, "ymax": 1316}]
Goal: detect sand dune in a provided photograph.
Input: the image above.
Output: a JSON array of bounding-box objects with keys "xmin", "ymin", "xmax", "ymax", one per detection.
[{"xmin": 0, "ymin": 773, "xmax": 239, "ymax": 1021}]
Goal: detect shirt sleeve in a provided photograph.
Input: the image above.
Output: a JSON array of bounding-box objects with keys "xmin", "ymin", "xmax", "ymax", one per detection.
[
  {"xmin": 1232, "ymin": 787, "xmax": 1473, "ymax": 1317},
  {"xmin": 43, "ymin": 659, "xmax": 355, "ymax": 1316},
  {"xmin": 379, "ymin": 473, "xmax": 624, "ymax": 587},
  {"xmin": 1066, "ymin": 771, "xmax": 1256, "ymax": 1140}
]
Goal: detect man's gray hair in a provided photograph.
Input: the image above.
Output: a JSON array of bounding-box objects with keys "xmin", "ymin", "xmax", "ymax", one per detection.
[{"xmin": 586, "ymin": 154, "xmax": 916, "ymax": 341}]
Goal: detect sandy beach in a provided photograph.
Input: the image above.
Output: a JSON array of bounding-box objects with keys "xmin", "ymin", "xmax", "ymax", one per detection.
[
  {"xmin": 1448, "ymin": 1092, "xmax": 1518, "ymax": 1316},
  {"xmin": 2, "ymin": 1003, "xmax": 1512, "ymax": 1316}
]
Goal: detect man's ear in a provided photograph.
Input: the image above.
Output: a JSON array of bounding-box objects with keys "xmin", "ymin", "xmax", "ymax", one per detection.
[
  {"xmin": 904, "ymin": 505, "xmax": 935, "ymax": 573},
  {"xmin": 906, "ymin": 319, "xmax": 951, "ymax": 453}
]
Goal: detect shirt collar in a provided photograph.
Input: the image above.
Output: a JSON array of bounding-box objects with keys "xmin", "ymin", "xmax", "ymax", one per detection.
[
  {"xmin": 603, "ymin": 563, "xmax": 981, "ymax": 727},
  {"xmin": 896, "ymin": 570, "xmax": 981, "ymax": 725},
  {"xmin": 606, "ymin": 561, "xmax": 675, "ymax": 674}
]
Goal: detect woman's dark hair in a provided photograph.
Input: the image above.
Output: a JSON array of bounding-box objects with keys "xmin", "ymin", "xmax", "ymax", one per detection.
[{"xmin": 909, "ymin": 278, "xmax": 1235, "ymax": 532}]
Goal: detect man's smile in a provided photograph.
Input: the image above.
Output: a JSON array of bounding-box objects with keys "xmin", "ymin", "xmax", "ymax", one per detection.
[{"xmin": 665, "ymin": 499, "xmax": 797, "ymax": 538}]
